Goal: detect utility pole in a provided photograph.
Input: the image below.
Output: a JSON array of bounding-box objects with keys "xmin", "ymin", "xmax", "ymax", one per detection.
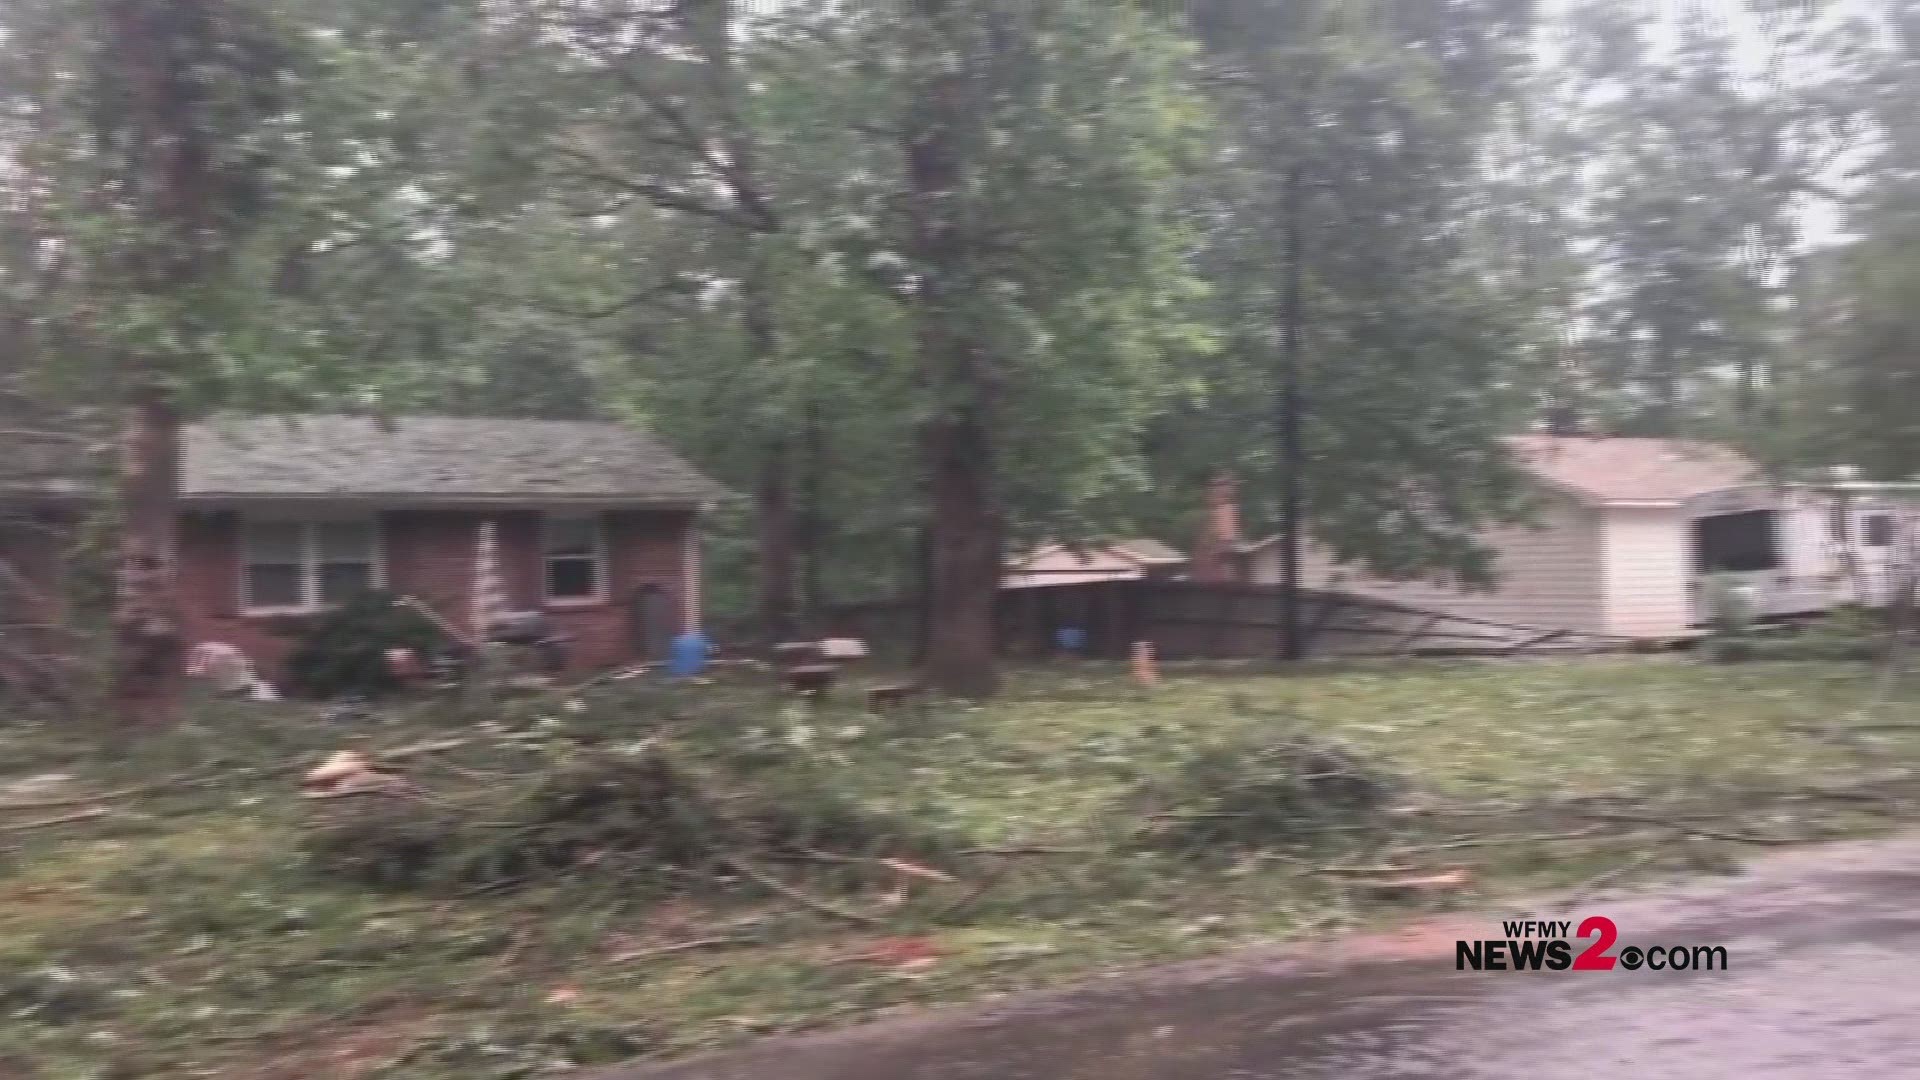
[{"xmin": 1277, "ymin": 162, "xmax": 1305, "ymax": 661}]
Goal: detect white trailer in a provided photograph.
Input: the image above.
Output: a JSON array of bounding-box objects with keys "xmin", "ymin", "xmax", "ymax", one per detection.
[{"xmin": 1684, "ymin": 480, "xmax": 1918, "ymax": 625}]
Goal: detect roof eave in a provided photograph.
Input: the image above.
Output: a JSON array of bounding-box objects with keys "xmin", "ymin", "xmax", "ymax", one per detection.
[{"xmin": 179, "ymin": 492, "xmax": 718, "ymax": 511}]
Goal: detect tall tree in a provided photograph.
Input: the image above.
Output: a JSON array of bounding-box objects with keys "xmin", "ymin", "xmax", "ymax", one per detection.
[
  {"xmin": 1785, "ymin": 2, "xmax": 1920, "ymax": 480},
  {"xmin": 0, "ymin": 0, "xmax": 310, "ymax": 722},
  {"xmin": 443, "ymin": 0, "xmax": 807, "ymax": 644},
  {"xmin": 843, "ymin": 0, "xmax": 1211, "ymax": 694},
  {"xmin": 1178, "ymin": 0, "xmax": 1545, "ymax": 621},
  {"xmin": 0, "ymin": 0, "xmax": 497, "ymax": 720},
  {"xmin": 1562, "ymin": 0, "xmax": 1861, "ymax": 438}
]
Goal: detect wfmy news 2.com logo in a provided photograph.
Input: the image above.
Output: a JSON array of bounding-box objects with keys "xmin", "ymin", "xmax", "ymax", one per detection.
[{"xmin": 1456, "ymin": 916, "xmax": 1729, "ymax": 973}]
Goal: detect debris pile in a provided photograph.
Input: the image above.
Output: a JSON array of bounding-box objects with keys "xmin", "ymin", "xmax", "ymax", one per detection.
[{"xmin": 1136, "ymin": 721, "xmax": 1403, "ymax": 855}]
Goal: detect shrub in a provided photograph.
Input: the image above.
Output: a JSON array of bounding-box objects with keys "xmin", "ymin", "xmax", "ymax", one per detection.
[
  {"xmin": 1703, "ymin": 609, "xmax": 1884, "ymax": 665},
  {"xmin": 1701, "ymin": 636, "xmax": 1756, "ymax": 664},
  {"xmin": 281, "ymin": 590, "xmax": 448, "ymax": 700}
]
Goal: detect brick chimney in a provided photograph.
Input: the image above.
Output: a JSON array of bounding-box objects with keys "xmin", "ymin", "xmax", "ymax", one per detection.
[{"xmin": 1192, "ymin": 473, "xmax": 1243, "ymax": 583}]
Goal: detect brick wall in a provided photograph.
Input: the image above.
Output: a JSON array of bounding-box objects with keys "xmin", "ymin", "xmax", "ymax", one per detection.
[{"xmin": 178, "ymin": 505, "xmax": 699, "ymax": 684}]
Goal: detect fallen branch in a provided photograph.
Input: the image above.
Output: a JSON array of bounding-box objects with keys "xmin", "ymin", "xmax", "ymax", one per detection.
[
  {"xmin": 605, "ymin": 935, "xmax": 758, "ymax": 965},
  {"xmin": 0, "ymin": 731, "xmax": 550, "ymax": 813},
  {"xmin": 1552, "ymin": 851, "xmax": 1662, "ymax": 913},
  {"xmin": 0, "ymin": 806, "xmax": 111, "ymax": 832},
  {"xmin": 1577, "ymin": 810, "xmax": 1798, "ymax": 846},
  {"xmin": 954, "ymin": 845, "xmax": 1102, "ymax": 857},
  {"xmin": 1388, "ymin": 827, "xmax": 1616, "ymax": 854},
  {"xmin": 718, "ymin": 856, "xmax": 884, "ymax": 926},
  {"xmin": 1270, "ymin": 859, "xmax": 1424, "ymax": 876}
]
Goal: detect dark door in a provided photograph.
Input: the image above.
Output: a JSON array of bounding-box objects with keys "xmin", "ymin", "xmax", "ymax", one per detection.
[{"xmin": 630, "ymin": 584, "xmax": 675, "ymax": 661}]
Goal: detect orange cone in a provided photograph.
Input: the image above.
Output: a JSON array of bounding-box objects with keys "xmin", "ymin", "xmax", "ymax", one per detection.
[{"xmin": 1131, "ymin": 641, "xmax": 1159, "ymax": 688}]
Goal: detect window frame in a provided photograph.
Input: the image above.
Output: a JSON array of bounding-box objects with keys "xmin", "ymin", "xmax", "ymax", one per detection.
[
  {"xmin": 1690, "ymin": 509, "xmax": 1780, "ymax": 575},
  {"xmin": 541, "ymin": 513, "xmax": 609, "ymax": 607},
  {"xmin": 1864, "ymin": 513, "xmax": 1897, "ymax": 549},
  {"xmin": 238, "ymin": 516, "xmax": 385, "ymax": 616}
]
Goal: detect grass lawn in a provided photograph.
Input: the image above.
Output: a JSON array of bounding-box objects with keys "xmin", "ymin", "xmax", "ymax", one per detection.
[{"xmin": 2, "ymin": 656, "xmax": 1918, "ymax": 1078}]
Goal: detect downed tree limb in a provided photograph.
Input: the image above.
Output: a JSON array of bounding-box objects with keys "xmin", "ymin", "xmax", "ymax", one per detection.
[
  {"xmin": 605, "ymin": 935, "xmax": 760, "ymax": 965},
  {"xmin": 1552, "ymin": 851, "xmax": 1662, "ymax": 913},
  {"xmin": 718, "ymin": 855, "xmax": 884, "ymax": 926},
  {"xmin": 954, "ymin": 845, "xmax": 1102, "ymax": 857},
  {"xmin": 0, "ymin": 731, "xmax": 551, "ymax": 813},
  {"xmin": 1576, "ymin": 810, "xmax": 1799, "ymax": 846},
  {"xmin": 1387, "ymin": 827, "xmax": 1615, "ymax": 853},
  {"xmin": 0, "ymin": 806, "xmax": 111, "ymax": 832}
]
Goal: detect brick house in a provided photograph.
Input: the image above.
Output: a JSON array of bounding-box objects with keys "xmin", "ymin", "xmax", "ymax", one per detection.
[{"xmin": 175, "ymin": 414, "xmax": 725, "ymax": 678}]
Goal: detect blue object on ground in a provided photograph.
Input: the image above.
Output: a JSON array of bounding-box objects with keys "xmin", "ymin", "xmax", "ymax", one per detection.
[
  {"xmin": 1055, "ymin": 626, "xmax": 1087, "ymax": 654},
  {"xmin": 668, "ymin": 630, "xmax": 712, "ymax": 677}
]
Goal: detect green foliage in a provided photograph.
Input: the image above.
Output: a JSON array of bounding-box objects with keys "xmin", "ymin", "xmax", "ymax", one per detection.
[
  {"xmin": 305, "ymin": 717, "xmax": 954, "ymax": 893},
  {"xmin": 301, "ymin": 795, "xmax": 453, "ymax": 889},
  {"xmin": 1, "ymin": 661, "xmax": 1916, "ymax": 1074},
  {"xmin": 394, "ymin": 1009, "xmax": 660, "ymax": 1078},
  {"xmin": 1136, "ymin": 716, "xmax": 1401, "ymax": 855},
  {"xmin": 1704, "ymin": 610, "xmax": 1884, "ymax": 665},
  {"xmin": 281, "ymin": 590, "xmax": 445, "ymax": 700},
  {"xmin": 1152, "ymin": 0, "xmax": 1544, "ymax": 584}
]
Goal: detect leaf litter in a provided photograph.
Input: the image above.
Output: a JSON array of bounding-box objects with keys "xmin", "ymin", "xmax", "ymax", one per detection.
[{"xmin": 0, "ymin": 657, "xmax": 1915, "ymax": 1076}]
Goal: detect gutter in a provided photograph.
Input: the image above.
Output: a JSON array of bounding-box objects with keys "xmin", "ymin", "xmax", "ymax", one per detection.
[{"xmin": 179, "ymin": 492, "xmax": 719, "ymax": 512}]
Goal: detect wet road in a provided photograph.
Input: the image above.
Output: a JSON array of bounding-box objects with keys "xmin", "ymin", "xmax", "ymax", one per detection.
[{"xmin": 601, "ymin": 836, "xmax": 1920, "ymax": 1079}]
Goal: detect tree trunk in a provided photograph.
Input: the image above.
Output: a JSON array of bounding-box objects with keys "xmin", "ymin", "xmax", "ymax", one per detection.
[
  {"xmin": 904, "ymin": 0, "xmax": 999, "ymax": 698},
  {"xmin": 755, "ymin": 446, "xmax": 798, "ymax": 647},
  {"xmin": 1276, "ymin": 163, "xmax": 1305, "ymax": 662},
  {"xmin": 922, "ymin": 410, "xmax": 1000, "ymax": 697},
  {"xmin": 911, "ymin": 516, "xmax": 933, "ymax": 665},
  {"xmin": 798, "ymin": 394, "xmax": 826, "ymax": 626},
  {"xmin": 110, "ymin": 385, "xmax": 185, "ymax": 725},
  {"xmin": 739, "ymin": 243, "xmax": 797, "ymax": 648}
]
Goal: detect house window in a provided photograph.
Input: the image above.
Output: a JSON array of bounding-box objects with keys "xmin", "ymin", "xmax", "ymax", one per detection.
[
  {"xmin": 543, "ymin": 515, "xmax": 606, "ymax": 603},
  {"xmin": 241, "ymin": 518, "xmax": 381, "ymax": 613},
  {"xmin": 1864, "ymin": 513, "xmax": 1896, "ymax": 548},
  {"xmin": 1692, "ymin": 510, "xmax": 1779, "ymax": 574},
  {"xmin": 316, "ymin": 521, "xmax": 379, "ymax": 603}
]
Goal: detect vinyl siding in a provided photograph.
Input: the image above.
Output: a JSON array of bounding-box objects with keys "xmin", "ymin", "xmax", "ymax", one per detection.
[
  {"xmin": 1599, "ymin": 507, "xmax": 1692, "ymax": 638},
  {"xmin": 1246, "ymin": 498, "xmax": 1606, "ymax": 633}
]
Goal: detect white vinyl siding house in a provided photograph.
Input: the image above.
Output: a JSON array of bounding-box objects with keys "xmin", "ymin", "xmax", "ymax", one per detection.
[
  {"xmin": 1250, "ymin": 496, "xmax": 1608, "ymax": 634},
  {"xmin": 1225, "ymin": 437, "xmax": 1918, "ymax": 642},
  {"xmin": 1235, "ymin": 437, "xmax": 1795, "ymax": 642}
]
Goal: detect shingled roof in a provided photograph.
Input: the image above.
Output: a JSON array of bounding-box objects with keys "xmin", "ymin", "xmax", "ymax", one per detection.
[
  {"xmin": 0, "ymin": 408, "xmax": 105, "ymax": 505},
  {"xmin": 1507, "ymin": 435, "xmax": 1763, "ymax": 506},
  {"xmin": 182, "ymin": 414, "xmax": 725, "ymax": 506}
]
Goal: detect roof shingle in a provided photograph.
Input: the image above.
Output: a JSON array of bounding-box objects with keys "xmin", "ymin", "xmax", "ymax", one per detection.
[
  {"xmin": 182, "ymin": 414, "xmax": 724, "ymax": 505},
  {"xmin": 1507, "ymin": 434, "xmax": 1762, "ymax": 505}
]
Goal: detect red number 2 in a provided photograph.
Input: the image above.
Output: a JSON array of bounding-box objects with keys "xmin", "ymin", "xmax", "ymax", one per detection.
[{"xmin": 1572, "ymin": 916, "xmax": 1618, "ymax": 970}]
